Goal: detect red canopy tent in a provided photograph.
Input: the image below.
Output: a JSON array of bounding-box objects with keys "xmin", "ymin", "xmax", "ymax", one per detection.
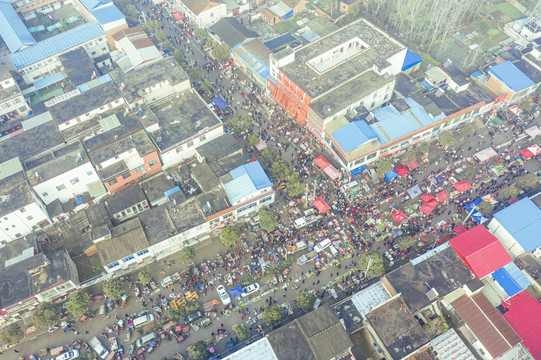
[
  {"xmin": 314, "ymin": 155, "xmax": 331, "ymax": 170},
  {"xmin": 436, "ymin": 190, "xmax": 450, "ymax": 202},
  {"xmin": 420, "ymin": 193, "xmax": 436, "ymax": 202},
  {"xmin": 528, "ymin": 144, "xmax": 541, "ymax": 156},
  {"xmin": 406, "ymin": 160, "xmax": 420, "ymax": 170},
  {"xmin": 420, "ymin": 202, "xmax": 435, "ymax": 215},
  {"xmin": 323, "ymin": 166, "xmax": 340, "ymax": 180},
  {"xmin": 453, "ymin": 180, "xmax": 472, "ymax": 192},
  {"xmin": 172, "ymin": 12, "xmax": 184, "ymax": 20},
  {"xmin": 395, "ymin": 165, "xmax": 410, "ymax": 176},
  {"xmin": 391, "ymin": 209, "xmax": 408, "ymax": 223},
  {"xmin": 312, "ymin": 197, "xmax": 331, "ymax": 213},
  {"xmin": 426, "ymin": 199, "xmax": 440, "ymax": 207},
  {"xmin": 520, "ymin": 148, "xmax": 534, "ymax": 159}
]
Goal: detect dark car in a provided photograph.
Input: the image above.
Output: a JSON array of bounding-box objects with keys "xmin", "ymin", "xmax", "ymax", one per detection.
[{"xmin": 183, "ymin": 311, "xmax": 203, "ymax": 325}]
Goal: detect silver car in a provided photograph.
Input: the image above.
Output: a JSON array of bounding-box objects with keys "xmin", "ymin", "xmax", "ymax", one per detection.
[{"xmin": 217, "ymin": 285, "xmax": 231, "ymax": 305}]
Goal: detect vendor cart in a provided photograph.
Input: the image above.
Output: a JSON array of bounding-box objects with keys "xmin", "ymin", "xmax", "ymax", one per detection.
[
  {"xmin": 124, "ymin": 330, "xmax": 131, "ymax": 342},
  {"xmin": 39, "ymin": 349, "xmax": 48, "ymax": 356},
  {"xmin": 50, "ymin": 346, "xmax": 64, "ymax": 356}
]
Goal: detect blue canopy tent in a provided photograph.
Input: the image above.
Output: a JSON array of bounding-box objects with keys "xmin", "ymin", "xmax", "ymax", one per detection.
[
  {"xmin": 465, "ymin": 198, "xmax": 489, "ymax": 224},
  {"xmin": 384, "ymin": 169, "xmax": 399, "ymax": 183},
  {"xmin": 212, "ymin": 96, "xmax": 228, "ymax": 110},
  {"xmin": 229, "ymin": 285, "xmax": 244, "ymax": 299}
]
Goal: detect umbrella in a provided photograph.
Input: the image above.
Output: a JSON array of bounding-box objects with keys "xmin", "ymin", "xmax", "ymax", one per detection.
[
  {"xmin": 420, "ymin": 193, "xmax": 436, "ymax": 203},
  {"xmin": 481, "ymin": 194, "xmax": 498, "ymax": 205}
]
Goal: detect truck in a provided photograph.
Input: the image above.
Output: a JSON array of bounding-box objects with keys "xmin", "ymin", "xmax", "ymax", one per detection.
[
  {"xmin": 161, "ymin": 272, "xmax": 181, "ymax": 287},
  {"xmin": 88, "ymin": 336, "xmax": 110, "ymax": 359}
]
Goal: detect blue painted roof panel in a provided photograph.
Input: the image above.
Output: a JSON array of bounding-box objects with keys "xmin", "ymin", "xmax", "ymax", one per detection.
[
  {"xmin": 33, "ymin": 72, "xmax": 64, "ymax": 89},
  {"xmin": 332, "ymin": 120, "xmax": 378, "ymax": 152},
  {"xmin": 9, "ymin": 22, "xmax": 104, "ymax": 69},
  {"xmin": 0, "ymin": 2, "xmax": 36, "ymax": 53},
  {"xmin": 224, "ymin": 161, "xmax": 271, "ymax": 203},
  {"xmin": 493, "ymin": 197, "xmax": 541, "ymax": 253},
  {"xmin": 263, "ymin": 33, "xmax": 296, "ymax": 50},
  {"xmin": 80, "ymin": 0, "xmax": 111, "ymax": 10},
  {"xmin": 492, "ymin": 262, "xmax": 532, "ymax": 297},
  {"xmin": 91, "ymin": 5, "xmax": 125, "ymax": 24},
  {"xmin": 401, "ymin": 49, "xmax": 422, "ymax": 71},
  {"xmin": 488, "ymin": 60, "xmax": 535, "ymax": 92}
]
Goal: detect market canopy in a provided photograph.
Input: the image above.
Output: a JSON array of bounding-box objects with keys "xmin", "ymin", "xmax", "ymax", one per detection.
[
  {"xmin": 464, "ymin": 199, "xmax": 489, "ymax": 224},
  {"xmin": 525, "ymin": 125, "xmax": 541, "ymax": 138},
  {"xmin": 520, "ymin": 148, "xmax": 534, "ymax": 159},
  {"xmin": 474, "ymin": 147, "xmax": 498, "ymax": 162},
  {"xmin": 426, "ymin": 199, "xmax": 440, "ymax": 208},
  {"xmin": 323, "ymin": 165, "xmax": 340, "ymax": 180},
  {"xmin": 454, "ymin": 179, "xmax": 472, "ymax": 192},
  {"xmin": 420, "ymin": 193, "xmax": 436, "ymax": 203},
  {"xmin": 528, "ymin": 144, "xmax": 541, "ymax": 156},
  {"xmin": 481, "ymin": 194, "xmax": 498, "ymax": 205},
  {"xmin": 172, "ymin": 12, "xmax": 184, "ymax": 20},
  {"xmin": 313, "ymin": 196, "xmax": 331, "ymax": 213},
  {"xmin": 391, "ymin": 209, "xmax": 408, "ymax": 223},
  {"xmin": 212, "ymin": 96, "xmax": 228, "ymax": 110},
  {"xmin": 384, "ymin": 169, "xmax": 399, "ymax": 182},
  {"xmin": 314, "ymin": 155, "xmax": 331, "ymax": 170},
  {"xmin": 255, "ymin": 140, "xmax": 267, "ymax": 151},
  {"xmin": 395, "ymin": 165, "xmax": 410, "ymax": 176},
  {"xmin": 436, "ymin": 190, "xmax": 450, "ymax": 202},
  {"xmin": 406, "ymin": 159, "xmax": 420, "ymax": 170},
  {"xmin": 229, "ymin": 285, "xmax": 244, "ymax": 299},
  {"xmin": 420, "ymin": 202, "xmax": 436, "ymax": 215},
  {"xmin": 407, "ymin": 184, "xmax": 422, "ymax": 199}
]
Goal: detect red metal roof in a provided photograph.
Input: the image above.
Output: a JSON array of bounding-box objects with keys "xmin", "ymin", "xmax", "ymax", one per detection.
[
  {"xmin": 449, "ymin": 225, "xmax": 512, "ymax": 278},
  {"xmin": 502, "ymin": 291, "xmax": 541, "ymax": 359}
]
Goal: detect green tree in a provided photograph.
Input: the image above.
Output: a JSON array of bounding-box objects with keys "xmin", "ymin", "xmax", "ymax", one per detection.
[
  {"xmin": 286, "ymin": 172, "xmax": 306, "ymax": 197},
  {"xmin": 438, "ymin": 131, "xmax": 455, "ymax": 147},
  {"xmin": 188, "ymin": 67, "xmax": 204, "ymax": 82},
  {"xmin": 200, "ymin": 79, "xmax": 212, "ymax": 92},
  {"xmin": 185, "ymin": 303, "xmax": 200, "ymax": 313},
  {"xmin": 375, "ymin": 160, "xmax": 392, "ymax": 179},
  {"xmin": 114, "ymin": 0, "xmax": 138, "ymax": 23},
  {"xmin": 248, "ymin": 134, "xmax": 260, "ymax": 147},
  {"xmin": 262, "ymin": 305, "xmax": 282, "ymax": 326},
  {"xmin": 347, "ymin": 5, "xmax": 360, "ymax": 19},
  {"xmin": 138, "ymin": 270, "xmax": 152, "ymax": 284},
  {"xmin": 221, "ymin": 225, "xmax": 239, "ymax": 247},
  {"xmin": 397, "ymin": 237, "xmax": 416, "ymax": 252},
  {"xmin": 295, "ymin": 291, "xmax": 312, "ymax": 309},
  {"xmin": 167, "ymin": 306, "xmax": 186, "ymax": 320},
  {"xmin": 32, "ymin": 302, "xmax": 60, "ymax": 328},
  {"xmin": 477, "ymin": 201, "xmax": 493, "ymax": 217},
  {"xmin": 205, "ymin": 37, "xmax": 214, "ymax": 48},
  {"xmin": 103, "ymin": 279, "xmax": 126, "ymax": 300},
  {"xmin": 233, "ymin": 325, "xmax": 250, "ymax": 341},
  {"xmin": 188, "ymin": 340, "xmax": 209, "ymax": 360},
  {"xmin": 180, "ymin": 246, "xmax": 196, "ymax": 265},
  {"xmin": 359, "ymin": 252, "xmax": 386, "ymax": 277},
  {"xmin": 419, "ymin": 142, "xmax": 430, "ymax": 155},
  {"xmin": 515, "ymin": 174, "xmax": 540, "ymax": 191},
  {"xmin": 258, "ymin": 207, "xmax": 276, "ymax": 232},
  {"xmin": 174, "ymin": 50, "xmax": 186, "ymax": 67},
  {"xmin": 162, "ymin": 40, "xmax": 174, "ymax": 52},
  {"xmin": 242, "ymin": 113, "xmax": 253, "ymax": 129},
  {"xmin": 0, "ymin": 324, "xmax": 24, "ymax": 345},
  {"xmin": 271, "ymin": 159, "xmax": 291, "ymax": 180},
  {"xmin": 67, "ymin": 290, "xmax": 91, "ymax": 317},
  {"xmin": 213, "ymin": 44, "xmax": 230, "ymax": 62},
  {"xmin": 499, "ymin": 186, "xmax": 519, "ymax": 199},
  {"xmin": 194, "ymin": 28, "xmax": 207, "ymax": 38},
  {"xmin": 260, "ymin": 148, "xmax": 276, "ymax": 167}
]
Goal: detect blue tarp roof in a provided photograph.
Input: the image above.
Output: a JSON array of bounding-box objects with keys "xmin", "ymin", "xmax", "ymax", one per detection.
[
  {"xmin": 224, "ymin": 161, "xmax": 272, "ymax": 203},
  {"xmin": 91, "ymin": 5, "xmax": 125, "ymax": 24},
  {"xmin": 492, "ymin": 262, "xmax": 532, "ymax": 297},
  {"xmin": 229, "ymin": 285, "xmax": 244, "ymax": 298},
  {"xmin": 470, "ymin": 70, "xmax": 483, "ymax": 78},
  {"xmin": 493, "ymin": 197, "xmax": 541, "ymax": 253},
  {"xmin": 331, "ymin": 120, "xmax": 378, "ymax": 152},
  {"xmin": 33, "ymin": 72, "xmax": 64, "ymax": 90},
  {"xmin": 464, "ymin": 198, "xmax": 489, "ymax": 224},
  {"xmin": 0, "ymin": 2, "xmax": 36, "ymax": 53},
  {"xmin": 401, "ymin": 49, "xmax": 422, "ymax": 71},
  {"xmin": 9, "ymin": 22, "xmax": 104, "ymax": 70},
  {"xmin": 212, "ymin": 96, "xmax": 228, "ymax": 110},
  {"xmin": 384, "ymin": 170, "xmax": 398, "ymax": 182},
  {"xmin": 80, "ymin": 0, "xmax": 112, "ymax": 10},
  {"xmin": 263, "ymin": 33, "xmax": 297, "ymax": 50},
  {"xmin": 488, "ymin": 60, "xmax": 535, "ymax": 92},
  {"xmin": 164, "ymin": 186, "xmax": 181, "ymax": 200}
]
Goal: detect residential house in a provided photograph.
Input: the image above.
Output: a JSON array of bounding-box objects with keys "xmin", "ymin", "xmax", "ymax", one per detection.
[
  {"xmin": 58, "ymin": 47, "xmax": 100, "ymax": 87},
  {"xmin": 112, "ymin": 27, "xmax": 162, "ymax": 72},
  {"xmin": 195, "ymin": 133, "xmax": 243, "ymax": 163},
  {"xmin": 197, "ymin": 188, "xmax": 235, "ymax": 232},
  {"xmin": 76, "ymin": 0, "xmax": 128, "ymax": 49},
  {"xmin": 261, "ymin": 8, "xmax": 280, "ymax": 25},
  {"xmin": 502, "ymin": 291, "xmax": 541, "ymax": 359},
  {"xmin": 140, "ymin": 173, "xmax": 178, "ymax": 207},
  {"xmin": 233, "ymin": 39, "xmax": 272, "ymax": 87},
  {"xmin": 482, "ymin": 60, "xmax": 541, "ymax": 105},
  {"xmin": 282, "ymin": 0, "xmax": 308, "ymax": 14},
  {"xmin": 209, "ymin": 17, "xmax": 259, "ymax": 50},
  {"xmin": 0, "ymin": 67, "xmax": 31, "ymax": 122},
  {"xmin": 104, "ymin": 185, "xmax": 149, "ymax": 223},
  {"xmin": 174, "ymin": 0, "xmax": 226, "ymax": 28}
]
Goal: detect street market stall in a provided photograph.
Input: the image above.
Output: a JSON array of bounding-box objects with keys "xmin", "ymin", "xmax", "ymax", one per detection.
[
  {"xmin": 406, "ymin": 159, "xmax": 420, "ymax": 170},
  {"xmin": 474, "ymin": 147, "xmax": 498, "ymax": 163},
  {"xmin": 391, "ymin": 209, "xmax": 408, "ymax": 223},
  {"xmin": 525, "ymin": 125, "xmax": 541, "ymax": 139},
  {"xmin": 314, "ymin": 155, "xmax": 331, "ymax": 170},
  {"xmin": 407, "ymin": 184, "xmax": 422, "ymax": 199},
  {"xmin": 384, "ymin": 169, "xmax": 399, "ymax": 182},
  {"xmin": 519, "ymin": 148, "xmax": 534, "ymax": 159},
  {"xmin": 420, "ymin": 193, "xmax": 436, "ymax": 203},
  {"xmin": 323, "ymin": 166, "xmax": 340, "ymax": 180},
  {"xmin": 453, "ymin": 180, "xmax": 472, "ymax": 192},
  {"xmin": 313, "ymin": 197, "xmax": 331, "ymax": 213},
  {"xmin": 395, "ymin": 165, "xmax": 410, "ymax": 176},
  {"xmin": 420, "ymin": 202, "xmax": 436, "ymax": 215},
  {"xmin": 436, "ymin": 190, "xmax": 450, "ymax": 203}
]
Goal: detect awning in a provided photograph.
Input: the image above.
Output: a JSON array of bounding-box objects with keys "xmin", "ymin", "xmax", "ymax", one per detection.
[
  {"xmin": 407, "ymin": 184, "xmax": 422, "ymax": 199},
  {"xmin": 420, "ymin": 202, "xmax": 436, "ymax": 215},
  {"xmin": 395, "ymin": 165, "xmax": 410, "ymax": 176},
  {"xmin": 464, "ymin": 199, "xmax": 489, "ymax": 224},
  {"xmin": 528, "ymin": 144, "xmax": 541, "ymax": 156},
  {"xmin": 407, "ymin": 160, "xmax": 420, "ymax": 170},
  {"xmin": 172, "ymin": 12, "xmax": 184, "ymax": 20},
  {"xmin": 525, "ymin": 125, "xmax": 541, "ymax": 138},
  {"xmin": 313, "ymin": 196, "xmax": 331, "ymax": 213},
  {"xmin": 491, "ymin": 117, "xmax": 503, "ymax": 125},
  {"xmin": 212, "ymin": 96, "xmax": 228, "ymax": 110},
  {"xmin": 314, "ymin": 155, "xmax": 331, "ymax": 170},
  {"xmin": 384, "ymin": 170, "xmax": 399, "ymax": 182},
  {"xmin": 520, "ymin": 148, "xmax": 534, "ymax": 159},
  {"xmin": 481, "ymin": 194, "xmax": 498, "ymax": 205},
  {"xmin": 33, "ymin": 71, "xmax": 64, "ymax": 90},
  {"xmin": 474, "ymin": 147, "xmax": 498, "ymax": 162},
  {"xmin": 391, "ymin": 209, "xmax": 408, "ymax": 223},
  {"xmin": 255, "ymin": 140, "xmax": 267, "ymax": 151},
  {"xmin": 454, "ymin": 180, "xmax": 472, "ymax": 192},
  {"xmin": 323, "ymin": 165, "xmax": 340, "ymax": 180},
  {"xmin": 509, "ymin": 105, "xmax": 521, "ymax": 115},
  {"xmin": 420, "ymin": 193, "xmax": 436, "ymax": 203},
  {"xmin": 436, "ymin": 190, "xmax": 450, "ymax": 202}
]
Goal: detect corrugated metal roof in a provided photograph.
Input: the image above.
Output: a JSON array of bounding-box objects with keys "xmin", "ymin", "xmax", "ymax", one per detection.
[
  {"xmin": 502, "ymin": 291, "xmax": 541, "ymax": 359},
  {"xmin": 22, "ymin": 111, "xmax": 52, "ymax": 131},
  {"xmin": 264, "ymin": 33, "xmax": 297, "ymax": 51},
  {"xmin": 9, "ymin": 22, "xmax": 104, "ymax": 69},
  {"xmin": 451, "ymin": 293, "xmax": 521, "ymax": 359},
  {"xmin": 223, "ymin": 337, "xmax": 277, "ymax": 360},
  {"xmin": 492, "ymin": 262, "xmax": 532, "ymax": 297},
  {"xmin": 91, "ymin": 5, "xmax": 125, "ymax": 24},
  {"xmin": 431, "ymin": 329, "xmax": 476, "ymax": 360},
  {"xmin": 488, "ymin": 60, "xmax": 535, "ymax": 92},
  {"xmin": 80, "ymin": 0, "xmax": 112, "ymax": 10},
  {"xmin": 0, "ymin": 2, "xmax": 36, "ymax": 53},
  {"xmin": 33, "ymin": 72, "xmax": 64, "ymax": 90},
  {"xmin": 224, "ymin": 161, "xmax": 271, "ymax": 203},
  {"xmin": 331, "ymin": 120, "xmax": 378, "ymax": 152},
  {"xmin": 493, "ymin": 197, "xmax": 541, "ymax": 253},
  {"xmin": 350, "ymin": 282, "xmax": 390, "ymax": 319}
]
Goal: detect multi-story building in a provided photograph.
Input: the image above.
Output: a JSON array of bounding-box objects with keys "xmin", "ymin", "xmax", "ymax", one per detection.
[
  {"xmin": 75, "ymin": 0, "xmax": 128, "ymax": 49},
  {"xmin": 175, "ymin": 0, "xmax": 227, "ymax": 28},
  {"xmin": 111, "ymin": 27, "xmax": 163, "ymax": 72},
  {"xmin": 104, "ymin": 185, "xmax": 149, "ymax": 223},
  {"xmin": 0, "ymin": 68, "xmax": 31, "ymax": 122},
  {"xmin": 0, "ymin": 158, "xmax": 50, "ymax": 242}
]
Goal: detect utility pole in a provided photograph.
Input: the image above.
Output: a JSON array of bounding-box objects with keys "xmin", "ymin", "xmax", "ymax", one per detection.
[{"xmin": 529, "ymin": 0, "xmax": 541, "ymax": 31}]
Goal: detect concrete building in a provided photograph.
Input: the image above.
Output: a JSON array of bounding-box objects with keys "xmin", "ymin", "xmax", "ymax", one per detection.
[
  {"xmin": 24, "ymin": 141, "xmax": 105, "ymax": 205},
  {"xmin": 174, "ymin": 0, "xmax": 226, "ymax": 28},
  {"xmin": 209, "ymin": 17, "xmax": 259, "ymax": 49},
  {"xmin": 104, "ymin": 185, "xmax": 149, "ymax": 223},
  {"xmin": 142, "ymin": 90, "xmax": 224, "ymax": 169},
  {"xmin": 76, "ymin": 0, "xmax": 128, "ymax": 49},
  {"xmin": 112, "ymin": 27, "xmax": 163, "ymax": 72},
  {"xmin": 0, "ymin": 159, "xmax": 50, "ymax": 242},
  {"xmin": 140, "ymin": 173, "xmax": 177, "ymax": 207},
  {"xmin": 0, "ymin": 68, "xmax": 31, "ymax": 122},
  {"xmin": 233, "ymin": 39, "xmax": 272, "ymax": 87}
]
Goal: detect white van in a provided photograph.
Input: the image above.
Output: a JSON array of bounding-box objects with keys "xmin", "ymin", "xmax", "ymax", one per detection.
[
  {"xmin": 88, "ymin": 336, "xmax": 109, "ymax": 359},
  {"xmin": 329, "ymin": 245, "xmax": 338, "ymax": 256},
  {"xmin": 250, "ymin": 215, "xmax": 260, "ymax": 226},
  {"xmin": 314, "ymin": 238, "xmax": 331, "ymax": 253},
  {"xmin": 133, "ymin": 314, "xmax": 155, "ymax": 328},
  {"xmin": 136, "ymin": 332, "xmax": 157, "ymax": 348}
]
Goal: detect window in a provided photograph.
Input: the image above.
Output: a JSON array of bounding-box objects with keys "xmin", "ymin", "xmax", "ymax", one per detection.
[
  {"xmin": 122, "ymin": 172, "xmax": 131, "ymax": 180},
  {"xmin": 186, "ymin": 141, "xmax": 194, "ymax": 148},
  {"xmin": 367, "ymin": 152, "xmax": 377, "ymax": 159},
  {"xmin": 122, "ymin": 255, "xmax": 135, "ymax": 262},
  {"xmin": 135, "ymin": 166, "xmax": 145, "ymax": 173},
  {"xmin": 148, "ymin": 159, "xmax": 158, "ymax": 167},
  {"xmin": 15, "ymin": 233, "xmax": 22, "ymax": 238},
  {"xmin": 86, "ymin": 171, "xmax": 93, "ymax": 176},
  {"xmin": 20, "ymin": 208, "xmax": 27, "ymax": 213},
  {"xmin": 26, "ymin": 216, "xmax": 33, "ymax": 221},
  {"xmin": 199, "ymin": 134, "xmax": 206, "ymax": 142},
  {"xmin": 176, "ymin": 146, "xmax": 183, "ymax": 153},
  {"xmin": 69, "ymin": 177, "xmax": 80, "ymax": 185},
  {"xmin": 106, "ymin": 261, "xmax": 120, "ymax": 269},
  {"xmin": 56, "ymin": 184, "xmax": 66, "ymax": 191},
  {"xmin": 136, "ymin": 249, "xmax": 149, "ymax": 256},
  {"xmin": 109, "ymin": 178, "xmax": 118, "ymax": 186}
]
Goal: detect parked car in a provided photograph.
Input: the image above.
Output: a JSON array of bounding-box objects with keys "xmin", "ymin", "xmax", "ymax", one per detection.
[
  {"xmin": 48, "ymin": 325, "xmax": 59, "ymax": 333},
  {"xmin": 56, "ymin": 350, "xmax": 80, "ymax": 360},
  {"xmin": 183, "ymin": 311, "xmax": 204, "ymax": 325},
  {"xmin": 242, "ymin": 283, "xmax": 260, "ymax": 297},
  {"xmin": 217, "ymin": 285, "xmax": 231, "ymax": 306}
]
